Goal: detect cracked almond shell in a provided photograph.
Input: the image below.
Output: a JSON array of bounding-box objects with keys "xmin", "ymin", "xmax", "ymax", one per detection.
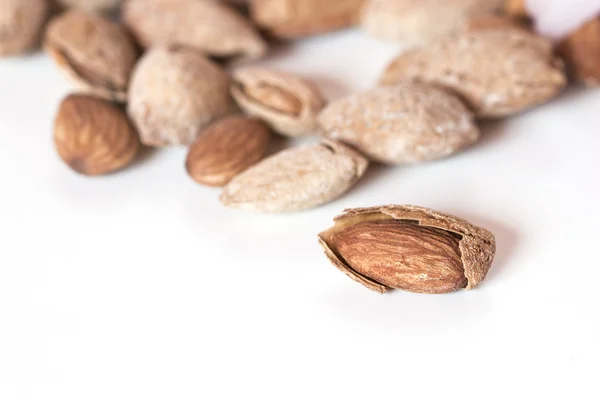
[
  {"xmin": 127, "ymin": 47, "xmax": 232, "ymax": 147},
  {"xmin": 318, "ymin": 82, "xmax": 479, "ymax": 165},
  {"xmin": 0, "ymin": 0, "xmax": 49, "ymax": 56},
  {"xmin": 123, "ymin": 0, "xmax": 267, "ymax": 60},
  {"xmin": 379, "ymin": 28, "xmax": 567, "ymax": 118},
  {"xmin": 231, "ymin": 68, "xmax": 326, "ymax": 137},
  {"xmin": 318, "ymin": 205, "xmax": 496, "ymax": 294},
  {"xmin": 54, "ymin": 94, "xmax": 140, "ymax": 176},
  {"xmin": 220, "ymin": 140, "xmax": 369, "ymax": 213},
  {"xmin": 45, "ymin": 10, "xmax": 139, "ymax": 102}
]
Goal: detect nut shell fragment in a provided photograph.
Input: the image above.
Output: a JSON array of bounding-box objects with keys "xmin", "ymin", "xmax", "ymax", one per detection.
[
  {"xmin": 231, "ymin": 68, "xmax": 326, "ymax": 137},
  {"xmin": 380, "ymin": 29, "xmax": 567, "ymax": 117},
  {"xmin": 0, "ymin": 0, "xmax": 49, "ymax": 56},
  {"xmin": 318, "ymin": 205, "xmax": 496, "ymax": 294},
  {"xmin": 54, "ymin": 94, "xmax": 140, "ymax": 176},
  {"xmin": 220, "ymin": 140, "xmax": 369, "ymax": 213},
  {"xmin": 45, "ymin": 10, "xmax": 139, "ymax": 102}
]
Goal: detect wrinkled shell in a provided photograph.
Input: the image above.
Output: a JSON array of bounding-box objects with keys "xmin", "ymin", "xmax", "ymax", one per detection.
[
  {"xmin": 45, "ymin": 10, "xmax": 138, "ymax": 102},
  {"xmin": 54, "ymin": 94, "xmax": 140, "ymax": 176},
  {"xmin": 186, "ymin": 116, "xmax": 271, "ymax": 187},
  {"xmin": 361, "ymin": 0, "xmax": 504, "ymax": 45},
  {"xmin": 0, "ymin": 0, "xmax": 48, "ymax": 56},
  {"xmin": 318, "ymin": 83, "xmax": 479, "ymax": 164},
  {"xmin": 318, "ymin": 205, "xmax": 496, "ymax": 293},
  {"xmin": 128, "ymin": 47, "xmax": 232, "ymax": 147},
  {"xmin": 559, "ymin": 17, "xmax": 600, "ymax": 86},
  {"xmin": 380, "ymin": 29, "xmax": 567, "ymax": 117},
  {"xmin": 220, "ymin": 140, "xmax": 369, "ymax": 213},
  {"xmin": 250, "ymin": 0, "xmax": 365, "ymax": 38},
  {"xmin": 123, "ymin": 0, "xmax": 266, "ymax": 60},
  {"xmin": 52, "ymin": 0, "xmax": 123, "ymax": 12},
  {"xmin": 231, "ymin": 68, "xmax": 326, "ymax": 137}
]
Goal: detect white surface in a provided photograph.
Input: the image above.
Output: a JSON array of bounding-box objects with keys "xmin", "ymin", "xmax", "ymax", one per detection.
[{"xmin": 1, "ymin": 30, "xmax": 600, "ymax": 399}]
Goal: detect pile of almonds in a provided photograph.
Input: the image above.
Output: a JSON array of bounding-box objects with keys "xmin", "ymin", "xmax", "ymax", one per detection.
[{"xmin": 2, "ymin": 0, "xmax": 599, "ymax": 294}]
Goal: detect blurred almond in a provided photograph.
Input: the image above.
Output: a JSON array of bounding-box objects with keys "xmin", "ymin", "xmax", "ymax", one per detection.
[
  {"xmin": 504, "ymin": 0, "xmax": 528, "ymax": 17},
  {"xmin": 45, "ymin": 10, "xmax": 139, "ymax": 102},
  {"xmin": 0, "ymin": 0, "xmax": 48, "ymax": 56},
  {"xmin": 250, "ymin": 0, "xmax": 365, "ymax": 39},
  {"xmin": 319, "ymin": 83, "xmax": 479, "ymax": 164},
  {"xmin": 186, "ymin": 116, "xmax": 271, "ymax": 187},
  {"xmin": 51, "ymin": 0, "xmax": 123, "ymax": 12},
  {"xmin": 128, "ymin": 47, "xmax": 232, "ymax": 147},
  {"xmin": 220, "ymin": 140, "xmax": 368, "ymax": 213},
  {"xmin": 54, "ymin": 94, "xmax": 140, "ymax": 176},
  {"xmin": 559, "ymin": 16, "xmax": 600, "ymax": 86},
  {"xmin": 380, "ymin": 29, "xmax": 567, "ymax": 117},
  {"xmin": 231, "ymin": 68, "xmax": 326, "ymax": 137},
  {"xmin": 123, "ymin": 0, "xmax": 267, "ymax": 60}
]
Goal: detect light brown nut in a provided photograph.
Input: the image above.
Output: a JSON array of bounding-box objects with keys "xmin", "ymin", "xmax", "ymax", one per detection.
[
  {"xmin": 186, "ymin": 116, "xmax": 271, "ymax": 187},
  {"xmin": 250, "ymin": 0, "xmax": 365, "ymax": 39},
  {"xmin": 51, "ymin": 0, "xmax": 123, "ymax": 12},
  {"xmin": 54, "ymin": 94, "xmax": 140, "ymax": 176},
  {"xmin": 361, "ymin": 0, "xmax": 504, "ymax": 45},
  {"xmin": 379, "ymin": 29, "xmax": 567, "ymax": 118},
  {"xmin": 122, "ymin": 0, "xmax": 267, "ymax": 60},
  {"xmin": 128, "ymin": 47, "xmax": 232, "ymax": 147},
  {"xmin": 318, "ymin": 83, "xmax": 479, "ymax": 165},
  {"xmin": 504, "ymin": 0, "xmax": 528, "ymax": 17},
  {"xmin": 0, "ymin": 0, "xmax": 48, "ymax": 56},
  {"xmin": 45, "ymin": 10, "xmax": 139, "ymax": 102},
  {"xmin": 465, "ymin": 15, "xmax": 531, "ymax": 33},
  {"xmin": 231, "ymin": 68, "xmax": 326, "ymax": 137},
  {"xmin": 559, "ymin": 17, "xmax": 600, "ymax": 87},
  {"xmin": 220, "ymin": 140, "xmax": 369, "ymax": 213},
  {"xmin": 318, "ymin": 205, "xmax": 496, "ymax": 294}
]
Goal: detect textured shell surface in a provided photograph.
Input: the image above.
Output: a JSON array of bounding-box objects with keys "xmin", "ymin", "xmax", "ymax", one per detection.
[
  {"xmin": 45, "ymin": 10, "xmax": 138, "ymax": 102},
  {"xmin": 231, "ymin": 67, "xmax": 326, "ymax": 137},
  {"xmin": 380, "ymin": 29, "xmax": 567, "ymax": 117},
  {"xmin": 361, "ymin": 0, "xmax": 504, "ymax": 45},
  {"xmin": 0, "ymin": 0, "xmax": 49, "ymax": 56},
  {"xmin": 220, "ymin": 140, "xmax": 369, "ymax": 213},
  {"xmin": 123, "ymin": 0, "xmax": 266, "ymax": 59},
  {"xmin": 128, "ymin": 47, "xmax": 232, "ymax": 147},
  {"xmin": 318, "ymin": 82, "xmax": 479, "ymax": 164}
]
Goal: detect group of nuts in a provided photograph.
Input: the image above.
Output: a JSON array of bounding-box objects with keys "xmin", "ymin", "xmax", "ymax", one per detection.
[{"xmin": 2, "ymin": 0, "xmax": 599, "ymax": 294}]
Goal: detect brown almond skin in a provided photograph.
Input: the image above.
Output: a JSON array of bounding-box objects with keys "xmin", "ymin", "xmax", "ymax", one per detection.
[
  {"xmin": 559, "ymin": 17, "xmax": 600, "ymax": 86},
  {"xmin": 319, "ymin": 205, "xmax": 496, "ymax": 294},
  {"xmin": 51, "ymin": 0, "xmax": 123, "ymax": 12},
  {"xmin": 231, "ymin": 68, "xmax": 326, "ymax": 137},
  {"xmin": 251, "ymin": 0, "xmax": 364, "ymax": 39},
  {"xmin": 186, "ymin": 117, "xmax": 271, "ymax": 187},
  {"xmin": 45, "ymin": 10, "xmax": 139, "ymax": 102},
  {"xmin": 504, "ymin": 0, "xmax": 528, "ymax": 17},
  {"xmin": 54, "ymin": 94, "xmax": 140, "ymax": 176},
  {"xmin": 0, "ymin": 0, "xmax": 49, "ymax": 56}
]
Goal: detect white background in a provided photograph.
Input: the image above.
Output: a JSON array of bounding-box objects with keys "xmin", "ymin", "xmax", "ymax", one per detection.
[{"xmin": 1, "ymin": 30, "xmax": 599, "ymax": 399}]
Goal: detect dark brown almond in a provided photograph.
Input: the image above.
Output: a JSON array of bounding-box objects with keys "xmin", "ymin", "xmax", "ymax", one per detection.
[{"xmin": 559, "ymin": 17, "xmax": 600, "ymax": 86}]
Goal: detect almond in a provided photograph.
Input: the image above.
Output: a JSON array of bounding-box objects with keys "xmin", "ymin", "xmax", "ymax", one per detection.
[
  {"xmin": 231, "ymin": 68, "xmax": 326, "ymax": 137},
  {"xmin": 318, "ymin": 205, "xmax": 496, "ymax": 294},
  {"xmin": 54, "ymin": 94, "xmax": 140, "ymax": 176},
  {"xmin": 559, "ymin": 16, "xmax": 600, "ymax": 86},
  {"xmin": 128, "ymin": 47, "xmax": 232, "ymax": 147},
  {"xmin": 51, "ymin": 0, "xmax": 123, "ymax": 12},
  {"xmin": 123, "ymin": 0, "xmax": 267, "ymax": 60},
  {"xmin": 504, "ymin": 0, "xmax": 528, "ymax": 18},
  {"xmin": 186, "ymin": 116, "xmax": 271, "ymax": 187},
  {"xmin": 45, "ymin": 10, "xmax": 139, "ymax": 102},
  {"xmin": 0, "ymin": 0, "xmax": 49, "ymax": 56},
  {"xmin": 318, "ymin": 83, "xmax": 479, "ymax": 165},
  {"xmin": 250, "ymin": 0, "xmax": 365, "ymax": 39},
  {"xmin": 220, "ymin": 140, "xmax": 369, "ymax": 213},
  {"xmin": 361, "ymin": 0, "xmax": 504, "ymax": 45},
  {"xmin": 379, "ymin": 29, "xmax": 567, "ymax": 117}
]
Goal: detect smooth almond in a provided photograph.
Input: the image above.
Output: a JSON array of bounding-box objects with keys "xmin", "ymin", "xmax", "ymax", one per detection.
[
  {"xmin": 54, "ymin": 94, "xmax": 140, "ymax": 176},
  {"xmin": 186, "ymin": 116, "xmax": 271, "ymax": 187},
  {"xmin": 318, "ymin": 205, "xmax": 496, "ymax": 294},
  {"xmin": 220, "ymin": 140, "xmax": 369, "ymax": 213},
  {"xmin": 318, "ymin": 83, "xmax": 479, "ymax": 165},
  {"xmin": 379, "ymin": 29, "xmax": 567, "ymax": 117}
]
